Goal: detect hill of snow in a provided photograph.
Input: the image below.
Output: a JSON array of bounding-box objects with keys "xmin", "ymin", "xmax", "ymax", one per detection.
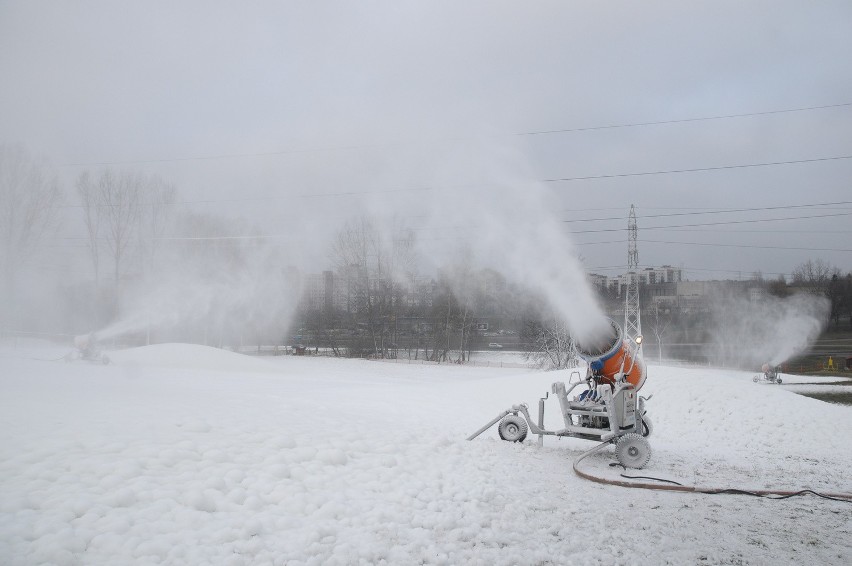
[{"xmin": 1, "ymin": 342, "xmax": 850, "ymax": 565}]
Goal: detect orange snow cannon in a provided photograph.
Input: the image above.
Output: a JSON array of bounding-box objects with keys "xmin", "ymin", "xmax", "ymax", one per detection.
[
  {"xmin": 576, "ymin": 319, "xmax": 646, "ymax": 391},
  {"xmin": 469, "ymin": 319, "xmax": 653, "ymax": 469}
]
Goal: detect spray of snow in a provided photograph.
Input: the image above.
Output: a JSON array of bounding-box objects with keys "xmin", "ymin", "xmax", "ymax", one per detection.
[
  {"xmin": 82, "ymin": 137, "xmax": 610, "ymax": 346},
  {"xmin": 93, "ymin": 244, "xmax": 301, "ymax": 347},
  {"xmin": 708, "ymin": 292, "xmax": 829, "ymax": 369},
  {"xmin": 360, "ymin": 137, "xmax": 612, "ymax": 345}
]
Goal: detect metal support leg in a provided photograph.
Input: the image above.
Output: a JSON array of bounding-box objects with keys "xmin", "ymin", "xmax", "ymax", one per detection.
[
  {"xmin": 538, "ymin": 393, "xmax": 548, "ymax": 447},
  {"xmin": 466, "ymin": 409, "xmax": 513, "ymax": 441}
]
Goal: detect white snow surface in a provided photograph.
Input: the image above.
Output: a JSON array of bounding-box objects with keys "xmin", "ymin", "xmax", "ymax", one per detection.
[{"xmin": 1, "ymin": 341, "xmax": 851, "ymax": 565}]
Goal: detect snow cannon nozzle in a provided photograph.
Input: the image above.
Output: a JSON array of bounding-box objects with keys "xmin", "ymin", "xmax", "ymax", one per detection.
[
  {"xmin": 575, "ymin": 319, "xmax": 646, "ymax": 391},
  {"xmin": 74, "ymin": 333, "xmax": 94, "ymax": 351},
  {"xmin": 575, "ymin": 319, "xmax": 622, "ymax": 363}
]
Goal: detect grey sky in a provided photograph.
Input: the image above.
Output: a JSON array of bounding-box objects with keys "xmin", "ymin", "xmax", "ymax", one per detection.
[{"xmin": 2, "ymin": 0, "xmax": 851, "ymax": 280}]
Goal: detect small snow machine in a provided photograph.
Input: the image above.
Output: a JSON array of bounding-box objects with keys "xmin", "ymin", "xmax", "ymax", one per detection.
[
  {"xmin": 468, "ymin": 319, "xmax": 653, "ymax": 469},
  {"xmin": 753, "ymin": 363, "xmax": 782, "ymax": 384},
  {"xmin": 65, "ymin": 333, "xmax": 110, "ymax": 364}
]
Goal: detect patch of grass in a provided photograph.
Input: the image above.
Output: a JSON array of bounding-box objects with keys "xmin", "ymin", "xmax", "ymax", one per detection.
[{"xmin": 796, "ymin": 391, "xmax": 852, "ymax": 406}]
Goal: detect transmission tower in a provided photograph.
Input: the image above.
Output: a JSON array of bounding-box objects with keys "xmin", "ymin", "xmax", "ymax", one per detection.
[{"xmin": 624, "ymin": 204, "xmax": 642, "ymax": 344}]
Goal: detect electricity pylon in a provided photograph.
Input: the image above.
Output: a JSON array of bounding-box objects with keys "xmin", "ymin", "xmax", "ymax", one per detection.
[{"xmin": 624, "ymin": 204, "xmax": 642, "ymax": 345}]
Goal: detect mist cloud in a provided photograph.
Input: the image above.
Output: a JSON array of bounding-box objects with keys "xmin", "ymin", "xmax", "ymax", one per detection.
[{"xmin": 709, "ymin": 292, "xmax": 830, "ymax": 368}]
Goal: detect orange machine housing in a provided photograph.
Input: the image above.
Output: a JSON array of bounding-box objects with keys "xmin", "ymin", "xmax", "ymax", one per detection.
[{"xmin": 576, "ymin": 319, "xmax": 647, "ymax": 391}]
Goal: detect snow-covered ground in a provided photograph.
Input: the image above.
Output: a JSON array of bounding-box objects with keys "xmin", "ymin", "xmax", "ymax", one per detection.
[{"xmin": 1, "ymin": 340, "xmax": 851, "ymax": 565}]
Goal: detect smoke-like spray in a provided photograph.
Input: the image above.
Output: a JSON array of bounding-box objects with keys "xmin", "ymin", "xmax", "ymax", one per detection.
[
  {"xmin": 367, "ymin": 137, "xmax": 613, "ymax": 345},
  {"xmin": 709, "ymin": 292, "xmax": 830, "ymax": 368},
  {"xmin": 84, "ymin": 137, "xmax": 613, "ymax": 348},
  {"xmin": 93, "ymin": 241, "xmax": 301, "ymax": 347}
]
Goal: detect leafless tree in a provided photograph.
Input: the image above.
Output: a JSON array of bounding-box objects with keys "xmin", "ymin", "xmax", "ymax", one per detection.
[
  {"xmin": 137, "ymin": 174, "xmax": 176, "ymax": 278},
  {"xmin": 76, "ymin": 169, "xmax": 144, "ymax": 285},
  {"xmin": 791, "ymin": 259, "xmax": 837, "ymax": 290},
  {"xmin": 330, "ymin": 216, "xmax": 416, "ymax": 358},
  {"xmin": 76, "ymin": 171, "xmax": 103, "ymax": 284},
  {"xmin": 647, "ymin": 302, "xmax": 673, "ymax": 361},
  {"xmin": 0, "ymin": 145, "xmax": 63, "ymax": 326},
  {"xmin": 521, "ymin": 317, "xmax": 578, "ymax": 370},
  {"xmin": 77, "ymin": 169, "xmax": 177, "ymax": 286},
  {"xmin": 101, "ymin": 170, "xmax": 142, "ymax": 285}
]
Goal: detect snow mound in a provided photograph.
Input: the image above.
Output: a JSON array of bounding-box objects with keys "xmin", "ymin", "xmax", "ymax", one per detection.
[
  {"xmin": 107, "ymin": 343, "xmax": 283, "ymax": 374},
  {"xmin": 1, "ymin": 353, "xmax": 850, "ymax": 565}
]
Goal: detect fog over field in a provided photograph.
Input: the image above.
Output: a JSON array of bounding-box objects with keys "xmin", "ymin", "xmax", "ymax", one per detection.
[
  {"xmin": 2, "ymin": 4, "xmax": 852, "ymax": 565},
  {"xmin": 3, "ymin": 2, "xmax": 851, "ymax": 352}
]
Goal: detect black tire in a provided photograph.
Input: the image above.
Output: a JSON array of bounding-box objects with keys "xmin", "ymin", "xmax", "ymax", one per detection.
[
  {"xmin": 498, "ymin": 415, "xmax": 528, "ymax": 443},
  {"xmin": 615, "ymin": 433, "xmax": 651, "ymax": 469},
  {"xmin": 641, "ymin": 415, "xmax": 653, "ymax": 438},
  {"xmin": 776, "ymin": 377, "xmax": 782, "ymax": 384},
  {"xmin": 752, "ymin": 376, "xmax": 759, "ymax": 383}
]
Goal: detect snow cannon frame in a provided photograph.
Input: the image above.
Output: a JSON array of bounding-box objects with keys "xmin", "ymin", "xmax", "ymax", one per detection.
[{"xmin": 468, "ymin": 320, "xmax": 653, "ymax": 469}]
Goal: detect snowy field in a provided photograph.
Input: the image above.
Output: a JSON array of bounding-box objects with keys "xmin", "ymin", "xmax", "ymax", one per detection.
[{"xmin": 1, "ymin": 340, "xmax": 851, "ymax": 565}]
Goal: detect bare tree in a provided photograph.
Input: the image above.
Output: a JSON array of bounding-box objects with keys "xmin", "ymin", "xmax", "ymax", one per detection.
[
  {"xmin": 137, "ymin": 175, "xmax": 176, "ymax": 278},
  {"xmin": 521, "ymin": 316, "xmax": 577, "ymax": 370},
  {"xmin": 76, "ymin": 171, "xmax": 103, "ymax": 284},
  {"xmin": 77, "ymin": 169, "xmax": 177, "ymax": 286},
  {"xmin": 646, "ymin": 302, "xmax": 673, "ymax": 361},
  {"xmin": 330, "ymin": 216, "xmax": 416, "ymax": 358},
  {"xmin": 0, "ymin": 145, "xmax": 63, "ymax": 326},
  {"xmin": 791, "ymin": 259, "xmax": 836, "ymax": 290},
  {"xmin": 100, "ymin": 170, "xmax": 142, "ymax": 285}
]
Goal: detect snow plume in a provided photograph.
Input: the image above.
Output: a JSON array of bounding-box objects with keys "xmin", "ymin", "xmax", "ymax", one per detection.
[
  {"xmin": 708, "ymin": 292, "xmax": 829, "ymax": 369},
  {"xmin": 361, "ymin": 137, "xmax": 612, "ymax": 346},
  {"xmin": 93, "ymin": 241, "xmax": 301, "ymax": 348}
]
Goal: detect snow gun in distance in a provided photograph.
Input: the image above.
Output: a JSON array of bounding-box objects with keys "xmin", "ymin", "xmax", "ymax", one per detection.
[{"xmin": 65, "ymin": 332, "xmax": 110, "ymax": 364}]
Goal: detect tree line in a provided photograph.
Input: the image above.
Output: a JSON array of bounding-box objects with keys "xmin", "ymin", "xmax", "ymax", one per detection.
[{"xmin": 2, "ymin": 144, "xmax": 848, "ymax": 370}]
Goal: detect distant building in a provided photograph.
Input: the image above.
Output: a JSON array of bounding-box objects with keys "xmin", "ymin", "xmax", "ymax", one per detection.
[{"xmin": 589, "ymin": 265, "xmax": 683, "ymax": 297}]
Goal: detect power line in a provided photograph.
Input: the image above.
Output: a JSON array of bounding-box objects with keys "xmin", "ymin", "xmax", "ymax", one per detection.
[
  {"xmin": 545, "ymin": 155, "xmax": 852, "ymax": 183},
  {"xmin": 57, "ymin": 101, "xmax": 852, "ymax": 168},
  {"xmin": 562, "ymin": 201, "xmax": 852, "ymax": 224},
  {"xmin": 663, "ymin": 228, "xmax": 852, "ymax": 234},
  {"xmin": 585, "ymin": 264, "xmax": 796, "ymax": 278},
  {"xmin": 566, "ymin": 211, "xmax": 852, "ymax": 234},
  {"xmin": 54, "ymin": 166, "xmax": 852, "ymax": 210},
  {"xmin": 642, "ymin": 239, "xmax": 852, "ymax": 253},
  {"xmin": 520, "ymin": 101, "xmax": 852, "ymax": 137},
  {"xmin": 49, "ymin": 209, "xmax": 852, "ymax": 243}
]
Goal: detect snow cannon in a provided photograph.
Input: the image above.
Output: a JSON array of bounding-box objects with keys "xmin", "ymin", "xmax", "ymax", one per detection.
[
  {"xmin": 468, "ymin": 318, "xmax": 654, "ymax": 469},
  {"xmin": 66, "ymin": 333, "xmax": 110, "ymax": 364},
  {"xmin": 754, "ymin": 362, "xmax": 782, "ymax": 384},
  {"xmin": 575, "ymin": 319, "xmax": 646, "ymax": 391},
  {"xmin": 73, "ymin": 333, "xmax": 92, "ymax": 352}
]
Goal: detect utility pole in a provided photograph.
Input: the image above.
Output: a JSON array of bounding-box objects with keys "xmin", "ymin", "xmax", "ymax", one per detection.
[{"xmin": 625, "ymin": 204, "xmax": 642, "ymax": 345}]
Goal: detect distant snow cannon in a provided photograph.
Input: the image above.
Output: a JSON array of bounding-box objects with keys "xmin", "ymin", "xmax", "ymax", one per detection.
[
  {"xmin": 575, "ymin": 318, "xmax": 646, "ymax": 391},
  {"xmin": 66, "ymin": 333, "xmax": 110, "ymax": 364},
  {"xmin": 753, "ymin": 363, "xmax": 782, "ymax": 384},
  {"xmin": 468, "ymin": 319, "xmax": 654, "ymax": 469}
]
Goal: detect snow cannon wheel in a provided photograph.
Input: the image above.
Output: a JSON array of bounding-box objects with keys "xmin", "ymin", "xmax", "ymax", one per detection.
[
  {"xmin": 776, "ymin": 377, "xmax": 782, "ymax": 384},
  {"xmin": 752, "ymin": 376, "xmax": 759, "ymax": 383},
  {"xmin": 498, "ymin": 415, "xmax": 528, "ymax": 443},
  {"xmin": 615, "ymin": 433, "xmax": 651, "ymax": 469},
  {"xmin": 640, "ymin": 416, "xmax": 653, "ymax": 438}
]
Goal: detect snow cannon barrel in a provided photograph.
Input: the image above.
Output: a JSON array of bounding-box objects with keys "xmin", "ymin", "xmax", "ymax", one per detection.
[
  {"xmin": 73, "ymin": 334, "xmax": 91, "ymax": 351},
  {"xmin": 575, "ymin": 319, "xmax": 646, "ymax": 391}
]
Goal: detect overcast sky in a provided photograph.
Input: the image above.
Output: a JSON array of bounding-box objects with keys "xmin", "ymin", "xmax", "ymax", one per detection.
[{"xmin": 2, "ymin": 0, "xmax": 852, "ymax": 281}]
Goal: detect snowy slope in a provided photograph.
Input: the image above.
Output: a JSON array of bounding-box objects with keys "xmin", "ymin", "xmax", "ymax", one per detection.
[{"xmin": 1, "ymin": 342, "xmax": 850, "ymax": 565}]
